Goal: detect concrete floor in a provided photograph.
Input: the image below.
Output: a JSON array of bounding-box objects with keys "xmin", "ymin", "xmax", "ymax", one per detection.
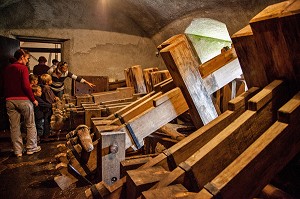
[{"xmin": 0, "ymin": 131, "xmax": 88, "ymax": 199}]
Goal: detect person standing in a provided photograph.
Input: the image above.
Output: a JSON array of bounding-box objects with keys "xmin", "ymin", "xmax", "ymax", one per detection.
[
  {"xmin": 3, "ymin": 49, "xmax": 41, "ymax": 157},
  {"xmin": 48, "ymin": 61, "xmax": 95, "ymax": 98},
  {"xmin": 33, "ymin": 56, "xmax": 50, "ymax": 84}
]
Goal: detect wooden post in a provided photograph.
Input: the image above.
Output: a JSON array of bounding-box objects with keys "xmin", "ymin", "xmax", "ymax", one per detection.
[
  {"xmin": 231, "ymin": 25, "xmax": 269, "ymax": 88},
  {"xmin": 143, "ymin": 67, "xmax": 159, "ymax": 93},
  {"xmin": 160, "ymin": 39, "xmax": 218, "ymax": 127}
]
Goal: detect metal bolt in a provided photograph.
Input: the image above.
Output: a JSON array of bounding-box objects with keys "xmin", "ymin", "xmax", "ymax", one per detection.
[
  {"xmin": 111, "ymin": 177, "xmax": 117, "ymax": 183},
  {"xmin": 109, "ymin": 144, "xmax": 118, "ymax": 154}
]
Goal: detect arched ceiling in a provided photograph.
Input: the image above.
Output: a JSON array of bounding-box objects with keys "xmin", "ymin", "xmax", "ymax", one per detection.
[{"xmin": 0, "ymin": 0, "xmax": 283, "ymax": 37}]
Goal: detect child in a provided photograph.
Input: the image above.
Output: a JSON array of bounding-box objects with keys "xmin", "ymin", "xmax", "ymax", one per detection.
[
  {"xmin": 29, "ymin": 74, "xmax": 38, "ymax": 88},
  {"xmin": 40, "ymin": 74, "xmax": 60, "ymax": 104},
  {"xmin": 32, "ymin": 85, "xmax": 52, "ymax": 140}
]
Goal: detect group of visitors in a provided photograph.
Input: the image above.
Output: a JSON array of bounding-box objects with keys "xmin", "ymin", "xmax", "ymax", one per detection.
[{"xmin": 2, "ymin": 49, "xmax": 95, "ymax": 157}]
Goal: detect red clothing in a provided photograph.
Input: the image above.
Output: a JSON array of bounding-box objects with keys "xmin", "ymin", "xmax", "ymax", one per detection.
[{"xmin": 3, "ymin": 62, "xmax": 35, "ymax": 102}]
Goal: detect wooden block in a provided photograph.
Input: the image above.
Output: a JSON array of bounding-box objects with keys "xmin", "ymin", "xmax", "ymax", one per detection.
[
  {"xmin": 108, "ymin": 79, "xmax": 126, "ymax": 91},
  {"xmin": 126, "ymin": 166, "xmax": 170, "ymax": 199},
  {"xmin": 85, "ymin": 108, "xmax": 101, "ymax": 127},
  {"xmin": 92, "ymin": 87, "xmax": 134, "ymax": 103},
  {"xmin": 248, "ymin": 80, "xmax": 284, "ymax": 111},
  {"xmin": 278, "ymin": 91, "xmax": 300, "ymax": 124},
  {"xmin": 141, "ymin": 184, "xmax": 193, "ymax": 199},
  {"xmin": 120, "ymin": 156, "xmax": 152, "ymax": 178},
  {"xmin": 160, "ymin": 39, "xmax": 218, "ymax": 127},
  {"xmin": 97, "ymin": 131, "xmax": 126, "ymax": 186},
  {"xmin": 143, "ymin": 67, "xmax": 159, "ymax": 93},
  {"xmin": 228, "ymin": 87, "xmax": 260, "ymax": 111}
]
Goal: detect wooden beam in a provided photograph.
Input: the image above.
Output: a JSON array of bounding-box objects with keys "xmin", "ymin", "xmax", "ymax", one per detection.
[
  {"xmin": 160, "ymin": 39, "xmax": 218, "ymax": 127},
  {"xmin": 199, "ymin": 92, "xmax": 300, "ymax": 198},
  {"xmin": 152, "ymin": 80, "xmax": 287, "ymax": 191},
  {"xmin": 119, "ymin": 87, "xmax": 189, "ymax": 149}
]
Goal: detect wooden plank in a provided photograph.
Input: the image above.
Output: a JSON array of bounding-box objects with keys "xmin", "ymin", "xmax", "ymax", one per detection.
[
  {"xmin": 202, "ymin": 58, "xmax": 243, "ymax": 95},
  {"xmin": 105, "ymin": 91, "xmax": 156, "ymax": 121},
  {"xmin": 120, "ymin": 156, "xmax": 153, "ymax": 178},
  {"xmin": 131, "ymin": 65, "xmax": 147, "ymax": 94},
  {"xmin": 92, "ymin": 87, "xmax": 134, "ymax": 103},
  {"xmin": 278, "ymin": 92, "xmax": 300, "ymax": 123},
  {"xmin": 200, "ymin": 104, "xmax": 300, "ymax": 199},
  {"xmin": 160, "ymin": 39, "xmax": 218, "ymax": 127},
  {"xmin": 119, "ymin": 87, "xmax": 189, "ymax": 149},
  {"xmin": 97, "ymin": 131, "xmax": 125, "ymax": 186},
  {"xmin": 199, "ymin": 48, "xmax": 237, "ymax": 78},
  {"xmin": 141, "ymin": 184, "xmax": 195, "ymax": 199},
  {"xmin": 248, "ymin": 80, "xmax": 284, "ymax": 111},
  {"xmin": 231, "ymin": 25, "xmax": 269, "ymax": 88},
  {"xmin": 110, "ymin": 92, "xmax": 163, "ymax": 126},
  {"xmin": 153, "ymin": 80, "xmax": 288, "ymax": 191},
  {"xmin": 126, "ymin": 166, "xmax": 170, "ymax": 199}
]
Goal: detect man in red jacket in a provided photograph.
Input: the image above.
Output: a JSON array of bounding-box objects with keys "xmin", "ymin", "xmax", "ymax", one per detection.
[{"xmin": 3, "ymin": 49, "xmax": 41, "ymax": 157}]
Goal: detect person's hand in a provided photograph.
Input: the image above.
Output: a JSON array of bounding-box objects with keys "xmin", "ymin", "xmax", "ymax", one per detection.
[
  {"xmin": 85, "ymin": 81, "xmax": 96, "ymax": 88},
  {"xmin": 33, "ymin": 100, "xmax": 38, "ymax": 107}
]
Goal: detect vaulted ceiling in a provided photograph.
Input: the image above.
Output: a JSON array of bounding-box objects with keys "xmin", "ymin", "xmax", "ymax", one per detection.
[{"xmin": 0, "ymin": 0, "xmax": 283, "ymax": 38}]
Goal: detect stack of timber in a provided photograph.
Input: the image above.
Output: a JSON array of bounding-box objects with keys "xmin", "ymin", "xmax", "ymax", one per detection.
[
  {"xmin": 83, "ymin": 1, "xmax": 300, "ymax": 198},
  {"xmin": 125, "ymin": 65, "xmax": 171, "ymax": 94}
]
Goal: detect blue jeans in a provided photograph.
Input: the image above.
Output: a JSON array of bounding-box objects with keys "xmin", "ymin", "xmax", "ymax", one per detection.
[{"xmin": 6, "ymin": 100, "xmax": 38, "ymax": 155}]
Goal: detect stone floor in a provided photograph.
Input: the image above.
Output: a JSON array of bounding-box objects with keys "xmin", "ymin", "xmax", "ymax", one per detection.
[{"xmin": 0, "ymin": 130, "xmax": 89, "ymax": 199}]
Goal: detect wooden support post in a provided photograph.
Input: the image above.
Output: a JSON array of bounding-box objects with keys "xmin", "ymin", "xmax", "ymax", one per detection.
[
  {"xmin": 85, "ymin": 108, "xmax": 101, "ymax": 128},
  {"xmin": 143, "ymin": 67, "xmax": 159, "ymax": 93},
  {"xmin": 198, "ymin": 92, "xmax": 300, "ymax": 199},
  {"xmin": 160, "ymin": 39, "xmax": 218, "ymax": 127},
  {"xmin": 249, "ymin": 0, "xmax": 298, "ymax": 90},
  {"xmin": 97, "ymin": 131, "xmax": 125, "ymax": 186},
  {"xmin": 231, "ymin": 25, "xmax": 269, "ymax": 88}
]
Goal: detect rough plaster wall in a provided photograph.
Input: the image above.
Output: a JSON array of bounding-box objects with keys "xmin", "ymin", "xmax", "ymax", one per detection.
[{"xmin": 0, "ymin": 28, "xmax": 164, "ymax": 94}]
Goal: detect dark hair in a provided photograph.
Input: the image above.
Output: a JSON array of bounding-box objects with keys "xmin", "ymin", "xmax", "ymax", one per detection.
[
  {"xmin": 52, "ymin": 59, "xmax": 59, "ymax": 64},
  {"xmin": 14, "ymin": 49, "xmax": 29, "ymax": 60},
  {"xmin": 57, "ymin": 61, "xmax": 67, "ymax": 70},
  {"xmin": 38, "ymin": 56, "xmax": 47, "ymax": 63}
]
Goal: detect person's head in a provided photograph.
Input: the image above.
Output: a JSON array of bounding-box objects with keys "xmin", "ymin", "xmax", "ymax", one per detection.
[
  {"xmin": 57, "ymin": 61, "xmax": 68, "ymax": 73},
  {"xmin": 52, "ymin": 59, "xmax": 59, "ymax": 66},
  {"xmin": 14, "ymin": 49, "xmax": 30, "ymax": 65},
  {"xmin": 40, "ymin": 74, "xmax": 52, "ymax": 85},
  {"xmin": 29, "ymin": 74, "xmax": 38, "ymax": 86},
  {"xmin": 38, "ymin": 56, "xmax": 47, "ymax": 64},
  {"xmin": 32, "ymin": 85, "xmax": 42, "ymax": 97}
]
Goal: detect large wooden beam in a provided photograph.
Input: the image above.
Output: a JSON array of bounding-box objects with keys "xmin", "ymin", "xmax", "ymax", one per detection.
[
  {"xmin": 118, "ymin": 87, "xmax": 189, "ymax": 149},
  {"xmin": 152, "ymin": 80, "xmax": 288, "ymax": 192},
  {"xmin": 160, "ymin": 39, "xmax": 218, "ymax": 127},
  {"xmin": 231, "ymin": 25, "xmax": 269, "ymax": 88},
  {"xmin": 249, "ymin": 0, "xmax": 298, "ymax": 91},
  {"xmin": 197, "ymin": 92, "xmax": 300, "ymax": 199},
  {"xmin": 84, "ymin": 87, "xmax": 259, "ymax": 199}
]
